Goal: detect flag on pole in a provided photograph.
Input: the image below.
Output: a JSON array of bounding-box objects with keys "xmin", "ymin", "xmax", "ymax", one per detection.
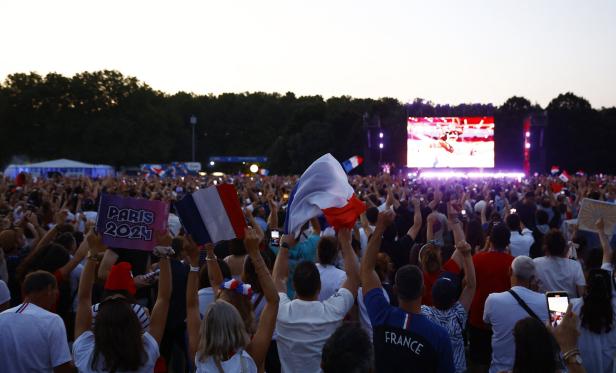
[
  {"xmin": 550, "ymin": 165, "xmax": 560, "ymax": 175},
  {"xmin": 559, "ymin": 171, "xmax": 571, "ymax": 183},
  {"xmin": 284, "ymin": 153, "xmax": 366, "ymax": 235},
  {"xmin": 176, "ymin": 184, "xmax": 246, "ymax": 244},
  {"xmin": 341, "ymin": 155, "xmax": 363, "ymax": 173}
]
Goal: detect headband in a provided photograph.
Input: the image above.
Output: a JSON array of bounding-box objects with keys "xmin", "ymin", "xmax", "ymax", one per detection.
[{"xmin": 221, "ymin": 278, "xmax": 253, "ymax": 297}]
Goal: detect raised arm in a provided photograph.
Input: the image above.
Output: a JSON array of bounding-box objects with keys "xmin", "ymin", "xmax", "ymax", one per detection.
[
  {"xmin": 360, "ymin": 210, "xmax": 395, "ymax": 294},
  {"xmin": 74, "ymin": 232, "xmax": 107, "ymax": 339},
  {"xmin": 245, "ymin": 228, "xmax": 280, "ymax": 367},
  {"xmin": 310, "ymin": 217, "xmax": 321, "ymax": 236},
  {"xmin": 456, "ymin": 241, "xmax": 476, "ymax": 312},
  {"xmin": 272, "ymin": 234, "xmax": 294, "ymax": 293},
  {"xmin": 407, "ymin": 197, "xmax": 423, "ymax": 240},
  {"xmin": 148, "ymin": 231, "xmax": 173, "ymax": 344},
  {"xmin": 338, "ymin": 228, "xmax": 359, "ymax": 296},
  {"xmin": 267, "ymin": 196, "xmax": 279, "ymax": 229},
  {"xmin": 205, "ymin": 243, "xmax": 223, "ymax": 294},
  {"xmin": 185, "ymin": 236, "xmax": 201, "ymax": 361},
  {"xmin": 448, "ymin": 202, "xmax": 467, "ymax": 269},
  {"xmin": 596, "ymin": 218, "xmax": 613, "ymax": 265},
  {"xmin": 57, "ymin": 235, "xmax": 90, "ymax": 280},
  {"xmin": 426, "ymin": 211, "xmax": 437, "ymax": 241}
]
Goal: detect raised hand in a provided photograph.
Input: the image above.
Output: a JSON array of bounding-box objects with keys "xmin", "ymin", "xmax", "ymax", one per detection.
[
  {"xmin": 376, "ymin": 209, "xmax": 395, "ymax": 229},
  {"xmin": 244, "ymin": 227, "xmax": 260, "ymax": 253}
]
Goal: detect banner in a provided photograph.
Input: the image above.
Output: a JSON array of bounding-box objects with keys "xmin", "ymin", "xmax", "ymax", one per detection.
[
  {"xmin": 578, "ymin": 198, "xmax": 616, "ymax": 235},
  {"xmin": 96, "ymin": 194, "xmax": 169, "ymax": 251}
]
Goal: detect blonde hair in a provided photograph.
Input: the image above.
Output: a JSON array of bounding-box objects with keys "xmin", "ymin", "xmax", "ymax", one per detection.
[
  {"xmin": 419, "ymin": 243, "xmax": 442, "ymax": 274},
  {"xmin": 198, "ymin": 300, "xmax": 249, "ymax": 367}
]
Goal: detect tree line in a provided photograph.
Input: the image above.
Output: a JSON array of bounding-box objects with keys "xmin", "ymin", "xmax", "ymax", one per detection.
[{"xmin": 0, "ymin": 70, "xmax": 614, "ymax": 174}]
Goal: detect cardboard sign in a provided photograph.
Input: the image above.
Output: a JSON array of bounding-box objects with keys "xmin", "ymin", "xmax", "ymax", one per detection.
[
  {"xmin": 577, "ymin": 198, "xmax": 616, "ymax": 236},
  {"xmin": 96, "ymin": 194, "xmax": 169, "ymax": 251}
]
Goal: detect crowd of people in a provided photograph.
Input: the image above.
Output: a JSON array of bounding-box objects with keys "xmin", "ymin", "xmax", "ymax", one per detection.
[{"xmin": 0, "ymin": 171, "xmax": 615, "ymax": 373}]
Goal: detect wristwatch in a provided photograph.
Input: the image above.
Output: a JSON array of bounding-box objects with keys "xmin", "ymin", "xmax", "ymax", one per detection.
[{"xmin": 281, "ymin": 242, "xmax": 290, "ymax": 249}]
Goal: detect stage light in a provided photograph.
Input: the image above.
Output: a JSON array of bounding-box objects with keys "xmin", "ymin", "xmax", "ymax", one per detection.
[
  {"xmin": 209, "ymin": 161, "xmax": 215, "ymax": 166},
  {"xmin": 418, "ymin": 171, "xmax": 525, "ymax": 180},
  {"xmin": 249, "ymin": 164, "xmax": 259, "ymax": 173},
  {"xmin": 198, "ymin": 171, "xmax": 207, "ymax": 176},
  {"xmin": 525, "ymin": 143, "xmax": 531, "ymax": 149},
  {"xmin": 379, "ymin": 143, "xmax": 384, "ymax": 149},
  {"xmin": 379, "ymin": 132, "xmax": 384, "ymax": 138},
  {"xmin": 525, "ymin": 131, "xmax": 531, "ymax": 138}
]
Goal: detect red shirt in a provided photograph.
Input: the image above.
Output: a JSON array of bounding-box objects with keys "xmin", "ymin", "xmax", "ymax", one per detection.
[
  {"xmin": 421, "ymin": 259, "xmax": 461, "ymax": 306},
  {"xmin": 469, "ymin": 251, "xmax": 514, "ymax": 329}
]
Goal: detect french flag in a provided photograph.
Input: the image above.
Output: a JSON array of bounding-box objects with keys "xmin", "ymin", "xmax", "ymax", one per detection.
[
  {"xmin": 559, "ymin": 171, "xmax": 571, "ymax": 183},
  {"xmin": 284, "ymin": 153, "xmax": 366, "ymax": 235},
  {"xmin": 341, "ymin": 155, "xmax": 363, "ymax": 173},
  {"xmin": 175, "ymin": 184, "xmax": 246, "ymax": 244},
  {"xmin": 551, "ymin": 165, "xmax": 560, "ymax": 175}
]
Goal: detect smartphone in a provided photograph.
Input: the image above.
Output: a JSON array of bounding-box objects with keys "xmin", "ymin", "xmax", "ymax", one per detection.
[
  {"xmin": 461, "ymin": 209, "xmax": 467, "ymax": 216},
  {"xmin": 510, "ymin": 208, "xmax": 517, "ymax": 214},
  {"xmin": 546, "ymin": 291, "xmax": 569, "ymax": 327},
  {"xmin": 270, "ymin": 230, "xmax": 281, "ymax": 247}
]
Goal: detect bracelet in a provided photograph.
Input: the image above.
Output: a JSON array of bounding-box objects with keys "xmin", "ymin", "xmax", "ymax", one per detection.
[
  {"xmin": 87, "ymin": 251, "xmax": 101, "ymax": 262},
  {"xmin": 189, "ymin": 265, "xmax": 200, "ymax": 272},
  {"xmin": 562, "ymin": 348, "xmax": 579, "ymax": 360},
  {"xmin": 205, "ymin": 253, "xmax": 218, "ymax": 261}
]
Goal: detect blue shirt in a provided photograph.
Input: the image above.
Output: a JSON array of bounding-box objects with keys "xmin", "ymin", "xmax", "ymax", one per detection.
[
  {"xmin": 365, "ymin": 287, "xmax": 455, "ymax": 373},
  {"xmin": 270, "ymin": 233, "xmax": 319, "ymax": 299}
]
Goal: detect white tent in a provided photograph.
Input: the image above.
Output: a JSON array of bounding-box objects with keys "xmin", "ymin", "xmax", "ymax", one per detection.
[{"xmin": 4, "ymin": 159, "xmax": 114, "ymax": 178}]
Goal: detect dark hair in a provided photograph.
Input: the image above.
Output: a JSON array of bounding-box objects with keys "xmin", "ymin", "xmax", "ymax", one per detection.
[
  {"xmin": 506, "ymin": 214, "xmax": 523, "ymax": 235},
  {"xmin": 465, "ymin": 219, "xmax": 485, "ymax": 253},
  {"xmin": 17, "ymin": 243, "xmax": 70, "ymax": 282},
  {"xmin": 395, "ymin": 265, "xmax": 424, "ymax": 301},
  {"xmin": 199, "ymin": 260, "xmax": 231, "ymax": 289},
  {"xmin": 55, "ymin": 232, "xmax": 77, "ymax": 253},
  {"xmin": 512, "ymin": 317, "xmax": 557, "ymax": 373},
  {"xmin": 543, "ymin": 230, "xmax": 567, "ymax": 257},
  {"xmin": 92, "ymin": 298, "xmax": 145, "ymax": 371},
  {"xmin": 322, "ymin": 324, "xmax": 373, "ymax": 373},
  {"xmin": 229, "ymin": 238, "xmax": 247, "ymax": 256},
  {"xmin": 317, "ymin": 236, "xmax": 338, "ymax": 266},
  {"xmin": 22, "ymin": 270, "xmax": 57, "ymax": 295},
  {"xmin": 293, "ymin": 261, "xmax": 321, "ymax": 298},
  {"xmin": 536, "ymin": 210, "xmax": 549, "ymax": 225},
  {"xmin": 580, "ymin": 269, "xmax": 613, "ymax": 334},
  {"xmin": 242, "ymin": 253, "xmax": 272, "ymax": 294},
  {"xmin": 366, "ymin": 207, "xmax": 379, "ymax": 225},
  {"xmin": 490, "ymin": 223, "xmax": 511, "ymax": 251}
]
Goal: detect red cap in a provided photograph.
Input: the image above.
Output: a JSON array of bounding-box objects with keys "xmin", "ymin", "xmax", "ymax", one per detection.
[{"xmin": 104, "ymin": 262, "xmax": 136, "ymax": 296}]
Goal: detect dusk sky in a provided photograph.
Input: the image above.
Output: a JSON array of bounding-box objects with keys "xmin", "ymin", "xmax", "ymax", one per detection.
[{"xmin": 1, "ymin": 0, "xmax": 615, "ymax": 107}]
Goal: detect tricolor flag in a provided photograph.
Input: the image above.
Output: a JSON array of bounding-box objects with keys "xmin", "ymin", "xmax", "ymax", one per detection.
[
  {"xmin": 551, "ymin": 165, "xmax": 560, "ymax": 175},
  {"xmin": 284, "ymin": 153, "xmax": 366, "ymax": 235},
  {"xmin": 559, "ymin": 171, "xmax": 571, "ymax": 183},
  {"xmin": 341, "ymin": 155, "xmax": 363, "ymax": 173},
  {"xmin": 175, "ymin": 184, "xmax": 246, "ymax": 244}
]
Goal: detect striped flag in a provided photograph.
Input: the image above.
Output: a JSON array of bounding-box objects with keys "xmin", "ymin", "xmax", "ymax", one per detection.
[
  {"xmin": 551, "ymin": 165, "xmax": 560, "ymax": 175},
  {"xmin": 284, "ymin": 153, "xmax": 366, "ymax": 235},
  {"xmin": 176, "ymin": 184, "xmax": 246, "ymax": 244},
  {"xmin": 341, "ymin": 155, "xmax": 363, "ymax": 173},
  {"xmin": 559, "ymin": 171, "xmax": 571, "ymax": 183}
]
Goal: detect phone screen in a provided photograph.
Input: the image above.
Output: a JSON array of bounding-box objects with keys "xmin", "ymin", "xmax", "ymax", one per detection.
[
  {"xmin": 547, "ymin": 292, "xmax": 569, "ymax": 327},
  {"xmin": 270, "ymin": 230, "xmax": 281, "ymax": 247}
]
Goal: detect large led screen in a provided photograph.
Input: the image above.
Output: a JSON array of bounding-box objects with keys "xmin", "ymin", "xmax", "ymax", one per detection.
[{"xmin": 407, "ymin": 117, "xmax": 494, "ymax": 168}]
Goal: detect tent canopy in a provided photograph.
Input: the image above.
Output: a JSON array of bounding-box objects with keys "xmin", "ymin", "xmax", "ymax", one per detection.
[{"xmin": 3, "ymin": 158, "xmax": 115, "ymax": 178}]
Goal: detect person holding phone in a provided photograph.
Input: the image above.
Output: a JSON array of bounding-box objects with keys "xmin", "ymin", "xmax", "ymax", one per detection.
[{"xmin": 483, "ymin": 256, "xmax": 549, "ymax": 373}]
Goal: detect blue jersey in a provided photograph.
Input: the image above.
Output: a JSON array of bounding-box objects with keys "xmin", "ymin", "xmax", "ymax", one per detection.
[{"xmin": 365, "ymin": 287, "xmax": 455, "ymax": 373}]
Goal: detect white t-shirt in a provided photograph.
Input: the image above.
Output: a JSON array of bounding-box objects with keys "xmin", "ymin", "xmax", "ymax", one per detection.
[
  {"xmin": 570, "ymin": 297, "xmax": 616, "ymax": 373},
  {"xmin": 533, "ymin": 256, "xmax": 586, "ymax": 298},
  {"xmin": 0, "ymin": 303, "xmax": 72, "ymax": 372},
  {"xmin": 483, "ymin": 286, "xmax": 549, "ymax": 373},
  {"xmin": 508, "ymin": 229, "xmax": 534, "ymax": 257},
  {"xmin": 195, "ymin": 349, "xmax": 257, "ymax": 373},
  {"xmin": 276, "ymin": 288, "xmax": 354, "ymax": 373},
  {"xmin": 316, "ymin": 263, "xmax": 347, "ymax": 301},
  {"xmin": 73, "ymin": 330, "xmax": 159, "ymax": 373},
  {"xmin": 0, "ymin": 279, "xmax": 10, "ymax": 305},
  {"xmin": 357, "ymin": 286, "xmax": 389, "ymax": 341},
  {"xmin": 198, "ymin": 287, "xmax": 216, "ymax": 318}
]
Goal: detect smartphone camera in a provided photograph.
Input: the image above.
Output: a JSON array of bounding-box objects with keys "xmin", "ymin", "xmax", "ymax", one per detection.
[
  {"xmin": 461, "ymin": 209, "xmax": 467, "ymax": 216},
  {"xmin": 510, "ymin": 208, "xmax": 517, "ymax": 214},
  {"xmin": 547, "ymin": 291, "xmax": 569, "ymax": 327},
  {"xmin": 270, "ymin": 230, "xmax": 281, "ymax": 247}
]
